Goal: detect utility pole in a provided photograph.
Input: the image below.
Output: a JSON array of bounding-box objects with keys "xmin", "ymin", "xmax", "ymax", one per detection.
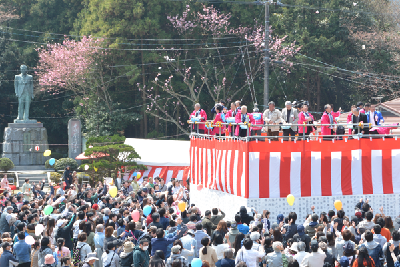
[{"xmin": 264, "ymin": 0, "xmax": 270, "ymax": 108}]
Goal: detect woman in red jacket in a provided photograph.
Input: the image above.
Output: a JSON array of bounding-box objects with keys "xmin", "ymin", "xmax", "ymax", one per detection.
[
  {"xmin": 298, "ymin": 104, "xmax": 315, "ymax": 139},
  {"xmin": 213, "ymin": 104, "xmax": 226, "ymax": 136}
]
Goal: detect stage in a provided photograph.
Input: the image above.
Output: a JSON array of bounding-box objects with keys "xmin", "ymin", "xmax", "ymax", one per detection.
[{"xmin": 189, "ymin": 137, "xmax": 400, "ymax": 220}]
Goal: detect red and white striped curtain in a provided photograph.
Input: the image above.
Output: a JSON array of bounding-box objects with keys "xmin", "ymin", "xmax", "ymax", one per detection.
[
  {"xmin": 129, "ymin": 166, "xmax": 190, "ymax": 186},
  {"xmin": 190, "ymin": 137, "xmax": 400, "ymax": 198}
]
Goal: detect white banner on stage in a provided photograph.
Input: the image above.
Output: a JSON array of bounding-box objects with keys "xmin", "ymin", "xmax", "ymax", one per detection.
[{"xmin": 190, "ymin": 188, "xmax": 400, "ymax": 223}]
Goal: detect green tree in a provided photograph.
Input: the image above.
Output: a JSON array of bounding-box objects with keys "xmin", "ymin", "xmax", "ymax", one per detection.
[{"xmin": 81, "ymin": 134, "xmax": 145, "ymax": 180}]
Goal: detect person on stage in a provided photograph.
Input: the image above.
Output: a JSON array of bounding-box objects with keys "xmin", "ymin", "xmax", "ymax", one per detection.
[
  {"xmin": 298, "ymin": 104, "xmax": 315, "ymax": 140},
  {"xmin": 321, "ymin": 104, "xmax": 336, "ymax": 140},
  {"xmin": 351, "ymin": 108, "xmax": 369, "ymax": 135},
  {"xmin": 190, "ymin": 103, "xmax": 207, "ymax": 134},
  {"xmin": 263, "ymin": 101, "xmax": 283, "ymax": 140},
  {"xmin": 250, "ymin": 107, "xmax": 263, "ymax": 137},
  {"xmin": 235, "ymin": 105, "xmax": 254, "ymax": 137},
  {"xmin": 281, "ymin": 101, "xmax": 299, "ymax": 141},
  {"xmin": 212, "ymin": 104, "xmax": 226, "ymax": 136}
]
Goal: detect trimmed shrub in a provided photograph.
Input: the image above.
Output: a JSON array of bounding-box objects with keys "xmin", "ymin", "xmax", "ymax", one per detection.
[
  {"xmin": 0, "ymin": 158, "xmax": 14, "ymax": 172},
  {"xmin": 53, "ymin": 158, "xmax": 78, "ymax": 171}
]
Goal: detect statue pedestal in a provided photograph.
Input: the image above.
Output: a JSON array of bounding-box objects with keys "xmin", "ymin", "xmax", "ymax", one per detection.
[{"xmin": 2, "ymin": 122, "xmax": 49, "ymax": 165}]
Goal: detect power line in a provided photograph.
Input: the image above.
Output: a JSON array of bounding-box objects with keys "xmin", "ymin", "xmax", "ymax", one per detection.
[
  {"xmin": 3, "ymin": 37, "xmax": 253, "ymax": 51},
  {"xmin": 3, "ymin": 26, "xmax": 241, "ymax": 41}
]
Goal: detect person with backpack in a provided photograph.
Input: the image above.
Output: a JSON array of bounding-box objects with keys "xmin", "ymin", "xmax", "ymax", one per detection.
[
  {"xmin": 119, "ymin": 241, "xmax": 134, "ymax": 267},
  {"xmin": 38, "ymin": 237, "xmax": 54, "ymax": 267},
  {"xmin": 102, "ymin": 242, "xmax": 119, "ymax": 267},
  {"xmin": 74, "ymin": 233, "xmax": 92, "ymax": 265}
]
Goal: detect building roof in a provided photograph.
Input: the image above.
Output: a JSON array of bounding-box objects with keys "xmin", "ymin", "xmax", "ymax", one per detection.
[{"xmin": 376, "ymin": 98, "xmax": 400, "ymax": 117}]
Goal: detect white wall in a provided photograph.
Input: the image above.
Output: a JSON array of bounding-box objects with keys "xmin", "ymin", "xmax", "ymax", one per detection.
[{"xmin": 191, "ymin": 188, "xmax": 400, "ymax": 223}]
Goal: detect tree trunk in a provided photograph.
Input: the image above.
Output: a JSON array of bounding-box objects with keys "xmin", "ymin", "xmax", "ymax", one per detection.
[
  {"xmin": 141, "ymin": 40, "xmax": 147, "ymax": 138},
  {"xmin": 316, "ymin": 73, "xmax": 321, "ymax": 111},
  {"xmin": 306, "ymin": 71, "xmax": 310, "ymax": 105},
  {"xmin": 155, "ymin": 86, "xmax": 159, "ymax": 132},
  {"xmin": 176, "ymin": 103, "xmax": 179, "ymax": 138}
]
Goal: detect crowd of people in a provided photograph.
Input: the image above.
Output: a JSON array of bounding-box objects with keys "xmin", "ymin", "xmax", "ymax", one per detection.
[
  {"xmin": 1, "ymin": 167, "xmax": 400, "ymax": 267},
  {"xmin": 190, "ymin": 100, "xmax": 398, "ymax": 139}
]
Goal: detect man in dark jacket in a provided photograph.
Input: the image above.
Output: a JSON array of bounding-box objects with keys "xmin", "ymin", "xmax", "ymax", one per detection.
[
  {"xmin": 305, "ymin": 214, "xmax": 320, "ymax": 238},
  {"xmin": 202, "ymin": 210, "xmax": 217, "ymax": 236},
  {"xmin": 210, "ymin": 208, "xmax": 226, "ymax": 226},
  {"xmin": 237, "ymin": 206, "xmax": 252, "ymax": 226},
  {"xmin": 55, "ymin": 206, "xmax": 77, "ymax": 251},
  {"xmin": 0, "ymin": 242, "xmax": 18, "ymax": 267},
  {"xmin": 150, "ymin": 228, "xmax": 179, "ymax": 256},
  {"xmin": 133, "ymin": 239, "xmax": 150, "ymax": 267},
  {"xmin": 293, "ymin": 225, "xmax": 311, "ymax": 252},
  {"xmin": 284, "ymin": 212, "xmax": 298, "ymax": 239}
]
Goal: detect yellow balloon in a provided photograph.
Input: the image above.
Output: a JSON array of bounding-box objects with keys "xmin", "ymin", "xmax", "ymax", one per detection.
[
  {"xmin": 43, "ymin": 150, "xmax": 51, "ymax": 157},
  {"xmin": 287, "ymin": 194, "xmax": 295, "ymax": 206},
  {"xmin": 109, "ymin": 186, "xmax": 118, "ymax": 198},
  {"xmin": 178, "ymin": 201, "xmax": 186, "ymax": 212},
  {"xmin": 137, "ymin": 173, "xmax": 142, "ymax": 179},
  {"xmin": 334, "ymin": 200, "xmax": 342, "ymax": 210},
  {"xmin": 94, "ymin": 166, "xmax": 98, "ymax": 172}
]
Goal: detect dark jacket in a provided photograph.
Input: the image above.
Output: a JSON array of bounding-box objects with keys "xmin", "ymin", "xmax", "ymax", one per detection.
[
  {"xmin": 216, "ymin": 258, "xmax": 235, "ymax": 267},
  {"xmin": 133, "ymin": 245, "xmax": 150, "ymax": 267},
  {"xmin": 103, "ymin": 236, "xmax": 124, "ymax": 251},
  {"xmin": 56, "ymin": 214, "xmax": 76, "ymax": 251},
  {"xmin": 352, "ymin": 113, "xmax": 369, "ymax": 134},
  {"xmin": 210, "ymin": 211, "xmax": 226, "ymax": 226},
  {"xmin": 63, "ymin": 167, "xmax": 73, "ymax": 184},
  {"xmin": 238, "ymin": 207, "xmax": 252, "ymax": 225},
  {"xmin": 284, "ymin": 224, "xmax": 298, "ymax": 240},
  {"xmin": 119, "ymin": 251, "xmax": 134, "ymax": 267},
  {"xmin": 293, "ymin": 233, "xmax": 311, "ymax": 252},
  {"xmin": 0, "ymin": 250, "xmax": 18, "ymax": 267},
  {"xmin": 202, "ymin": 217, "xmax": 217, "ymax": 236},
  {"xmin": 151, "ymin": 236, "xmax": 179, "ymax": 256}
]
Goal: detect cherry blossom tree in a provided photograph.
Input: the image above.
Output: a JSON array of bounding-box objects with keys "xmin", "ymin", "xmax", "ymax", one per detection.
[
  {"xmin": 36, "ymin": 36, "xmax": 140, "ymax": 137},
  {"xmin": 139, "ymin": 5, "xmax": 300, "ymax": 134}
]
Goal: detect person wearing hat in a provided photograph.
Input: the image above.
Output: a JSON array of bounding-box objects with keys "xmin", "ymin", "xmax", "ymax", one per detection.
[
  {"xmin": 339, "ymin": 256, "xmax": 350, "ymax": 267},
  {"xmin": 166, "ymin": 244, "xmax": 189, "ymax": 267},
  {"xmin": 293, "ymin": 225, "xmax": 311, "ymax": 253},
  {"xmin": 281, "ymin": 101, "xmax": 298, "ymax": 141},
  {"xmin": 227, "ymin": 222, "xmax": 239, "ymax": 245},
  {"xmin": 0, "ymin": 241, "xmax": 18, "ymax": 267},
  {"xmin": 42, "ymin": 254, "xmax": 56, "ymax": 267},
  {"xmin": 82, "ymin": 252, "xmax": 99, "ymax": 267},
  {"xmin": 120, "ymin": 241, "xmax": 134, "ymax": 267},
  {"xmin": 181, "ymin": 229, "xmax": 197, "ymax": 264},
  {"xmin": 300, "ymin": 240, "xmax": 326, "ymax": 267}
]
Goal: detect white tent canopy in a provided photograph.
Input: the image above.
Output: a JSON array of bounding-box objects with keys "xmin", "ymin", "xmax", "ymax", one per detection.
[{"xmin": 124, "ymin": 138, "xmax": 190, "ymax": 166}]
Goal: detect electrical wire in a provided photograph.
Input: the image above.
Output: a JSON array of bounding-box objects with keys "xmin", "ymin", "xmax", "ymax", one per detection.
[{"xmin": 3, "ymin": 26, "xmax": 241, "ymax": 41}]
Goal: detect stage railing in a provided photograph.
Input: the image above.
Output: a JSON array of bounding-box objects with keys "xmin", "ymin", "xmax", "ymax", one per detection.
[{"xmin": 187, "ymin": 120, "xmax": 400, "ymax": 141}]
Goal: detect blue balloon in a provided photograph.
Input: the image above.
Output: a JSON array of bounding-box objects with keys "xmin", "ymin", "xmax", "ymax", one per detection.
[
  {"xmin": 49, "ymin": 158, "xmax": 56, "ymax": 166},
  {"xmin": 143, "ymin": 205, "xmax": 152, "ymax": 216},
  {"xmin": 133, "ymin": 172, "xmax": 138, "ymax": 177},
  {"xmin": 191, "ymin": 258, "xmax": 202, "ymax": 267}
]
